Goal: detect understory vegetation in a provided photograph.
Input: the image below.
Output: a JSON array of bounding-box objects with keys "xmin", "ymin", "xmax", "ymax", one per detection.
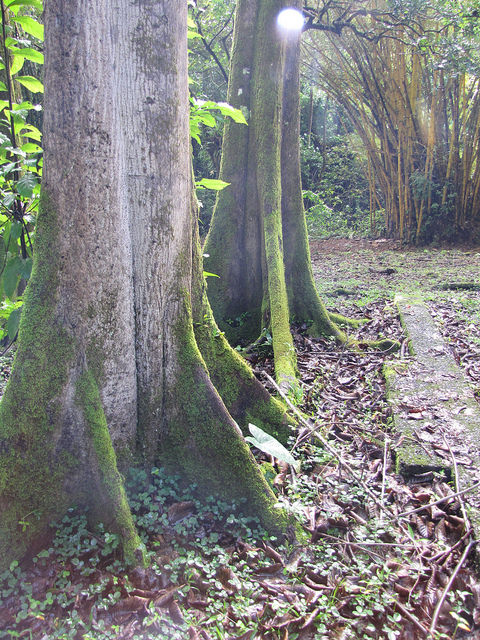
[{"xmin": 1, "ymin": 243, "xmax": 479, "ymax": 639}]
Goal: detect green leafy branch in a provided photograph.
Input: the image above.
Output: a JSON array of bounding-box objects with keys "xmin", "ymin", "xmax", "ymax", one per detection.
[{"xmin": 0, "ymin": 0, "xmax": 43, "ymax": 342}]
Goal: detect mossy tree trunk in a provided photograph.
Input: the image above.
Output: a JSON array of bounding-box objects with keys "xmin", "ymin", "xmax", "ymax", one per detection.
[
  {"xmin": 0, "ymin": 0, "xmax": 289, "ymax": 571},
  {"xmin": 204, "ymin": 0, "xmax": 346, "ymax": 387}
]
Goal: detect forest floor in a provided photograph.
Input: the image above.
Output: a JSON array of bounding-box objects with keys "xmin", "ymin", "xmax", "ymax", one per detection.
[{"xmin": 1, "ymin": 240, "xmax": 480, "ymax": 640}]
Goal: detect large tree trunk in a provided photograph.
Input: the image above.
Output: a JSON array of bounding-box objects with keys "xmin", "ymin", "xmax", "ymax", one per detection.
[
  {"xmin": 0, "ymin": 0, "xmax": 289, "ymax": 571},
  {"xmin": 204, "ymin": 0, "xmax": 346, "ymax": 387}
]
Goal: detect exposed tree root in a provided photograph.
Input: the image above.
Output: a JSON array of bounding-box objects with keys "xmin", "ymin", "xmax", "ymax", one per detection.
[{"xmin": 328, "ymin": 311, "xmax": 365, "ymax": 328}]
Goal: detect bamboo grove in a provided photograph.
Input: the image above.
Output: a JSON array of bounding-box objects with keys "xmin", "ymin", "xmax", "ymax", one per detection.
[{"xmin": 303, "ymin": 1, "xmax": 480, "ymax": 242}]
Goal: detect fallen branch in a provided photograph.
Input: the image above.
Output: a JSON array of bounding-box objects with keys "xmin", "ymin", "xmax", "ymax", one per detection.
[
  {"xmin": 396, "ymin": 480, "xmax": 480, "ymax": 519},
  {"xmin": 436, "ymin": 282, "xmax": 480, "ymax": 291},
  {"xmin": 442, "ymin": 433, "xmax": 471, "ymax": 532},
  {"xmin": 380, "ymin": 436, "xmax": 389, "ymax": 521},
  {"xmin": 429, "ymin": 528, "xmax": 473, "ymax": 564}
]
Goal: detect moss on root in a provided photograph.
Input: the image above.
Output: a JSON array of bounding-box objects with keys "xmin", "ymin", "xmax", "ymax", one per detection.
[
  {"xmin": 327, "ymin": 312, "xmax": 364, "ymax": 329},
  {"xmin": 0, "ymin": 193, "xmax": 75, "ymax": 569},
  {"xmin": 194, "ymin": 303, "xmax": 294, "ymax": 443},
  {"xmin": 75, "ymin": 371, "xmax": 146, "ymax": 566},
  {"xmin": 162, "ymin": 294, "xmax": 290, "ymax": 537}
]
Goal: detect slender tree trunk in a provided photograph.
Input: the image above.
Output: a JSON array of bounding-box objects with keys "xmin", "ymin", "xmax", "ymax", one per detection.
[
  {"xmin": 307, "ymin": 86, "xmax": 314, "ymax": 147},
  {"xmin": 0, "ymin": 0, "xmax": 288, "ymax": 571}
]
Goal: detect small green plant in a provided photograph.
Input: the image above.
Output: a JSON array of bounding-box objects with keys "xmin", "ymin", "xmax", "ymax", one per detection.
[
  {"xmin": 0, "ymin": 0, "xmax": 43, "ymax": 340},
  {"xmin": 245, "ymin": 422, "xmax": 300, "ymax": 471}
]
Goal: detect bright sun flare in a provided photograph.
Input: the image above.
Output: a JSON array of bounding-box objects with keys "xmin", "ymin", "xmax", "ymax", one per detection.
[{"xmin": 277, "ymin": 8, "xmax": 304, "ymax": 32}]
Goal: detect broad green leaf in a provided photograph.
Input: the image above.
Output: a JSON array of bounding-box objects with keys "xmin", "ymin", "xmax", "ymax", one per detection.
[
  {"xmin": 245, "ymin": 423, "xmax": 300, "ymax": 471},
  {"xmin": 20, "ymin": 142, "xmax": 41, "ymax": 153},
  {"xmin": 3, "ymin": 222, "xmax": 12, "ymax": 249},
  {"xmin": 0, "ymin": 162, "xmax": 17, "ymax": 176},
  {"xmin": 4, "ymin": 37, "xmax": 19, "ymax": 48},
  {"xmin": 10, "ymin": 55, "xmax": 24, "ymax": 76},
  {"xmin": 2, "ymin": 192, "xmax": 15, "ymax": 208},
  {"xmin": 10, "ymin": 221, "xmax": 23, "ymax": 242},
  {"xmin": 0, "ymin": 83, "xmax": 6, "ymax": 92},
  {"xmin": 18, "ymin": 124, "xmax": 42, "ymax": 141},
  {"xmin": 23, "ymin": 157, "xmax": 41, "ymax": 169},
  {"xmin": 6, "ymin": 306, "xmax": 21, "ymax": 340},
  {"xmin": 17, "ymin": 172, "xmax": 38, "ymax": 197},
  {"xmin": 3, "ymin": 256, "xmax": 21, "ymax": 298},
  {"xmin": 10, "ymin": 110, "xmax": 29, "ymax": 124},
  {"xmin": 195, "ymin": 178, "xmax": 230, "ymax": 191},
  {"xmin": 16, "ymin": 76, "xmax": 44, "ymax": 93},
  {"xmin": 203, "ymin": 271, "xmax": 220, "ymax": 278},
  {"xmin": 19, "ymin": 257, "xmax": 32, "ymax": 280},
  {"xmin": 12, "ymin": 16, "xmax": 44, "ymax": 41},
  {"xmin": 15, "ymin": 101, "xmax": 42, "ymax": 111},
  {"xmin": 195, "ymin": 111, "xmax": 216, "ymax": 127},
  {"xmin": 6, "ymin": 0, "xmax": 43, "ymax": 10},
  {"xmin": 9, "ymin": 47, "xmax": 44, "ymax": 64},
  {"xmin": 215, "ymin": 102, "xmax": 248, "ymax": 124},
  {"xmin": 193, "ymin": 99, "xmax": 248, "ymax": 124}
]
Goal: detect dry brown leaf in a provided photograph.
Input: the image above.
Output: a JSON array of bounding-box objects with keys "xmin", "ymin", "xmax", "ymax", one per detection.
[
  {"xmin": 254, "ymin": 562, "xmax": 283, "ymax": 575},
  {"xmin": 110, "ymin": 595, "xmax": 148, "ymax": 615},
  {"xmin": 168, "ymin": 599, "xmax": 185, "ymax": 625},
  {"xmin": 216, "ymin": 566, "xmax": 238, "ymax": 593},
  {"xmin": 167, "ymin": 501, "xmax": 195, "ymax": 524},
  {"xmin": 262, "ymin": 543, "xmax": 284, "ymax": 564},
  {"xmin": 154, "ymin": 585, "xmax": 182, "ymax": 609}
]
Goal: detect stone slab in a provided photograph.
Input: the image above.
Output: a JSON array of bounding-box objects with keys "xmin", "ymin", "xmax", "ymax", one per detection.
[{"xmin": 386, "ymin": 293, "xmax": 480, "ymax": 534}]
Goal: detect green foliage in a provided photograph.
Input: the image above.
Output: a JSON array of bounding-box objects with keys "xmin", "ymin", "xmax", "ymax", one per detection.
[
  {"xmin": 188, "ymin": 0, "xmax": 234, "ymax": 99},
  {"xmin": 190, "ymin": 97, "xmax": 246, "ymax": 233},
  {"xmin": 300, "ymin": 124, "xmax": 375, "ymax": 238},
  {"xmin": 0, "ymin": 297, "xmax": 22, "ymax": 340},
  {"xmin": 303, "ymin": 189, "xmax": 375, "ymax": 239},
  {"xmin": 245, "ymin": 423, "xmax": 300, "ymax": 471},
  {"xmin": 190, "ymin": 97, "xmax": 246, "ymax": 144},
  {"xmin": 195, "ymin": 177, "xmax": 229, "ymax": 191},
  {"xmin": 0, "ymin": 0, "xmax": 43, "ymax": 342}
]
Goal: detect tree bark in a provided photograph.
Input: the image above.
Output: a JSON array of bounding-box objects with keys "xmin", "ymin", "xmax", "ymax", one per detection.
[
  {"xmin": 0, "ymin": 0, "xmax": 288, "ymax": 571},
  {"xmin": 204, "ymin": 0, "xmax": 346, "ymax": 385}
]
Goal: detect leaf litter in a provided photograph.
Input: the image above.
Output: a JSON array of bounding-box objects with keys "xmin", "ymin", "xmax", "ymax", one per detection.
[{"xmin": 1, "ymin": 240, "xmax": 480, "ymax": 639}]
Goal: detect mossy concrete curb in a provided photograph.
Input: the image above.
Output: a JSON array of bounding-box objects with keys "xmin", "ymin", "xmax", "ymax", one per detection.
[{"xmin": 385, "ymin": 293, "xmax": 480, "ymax": 535}]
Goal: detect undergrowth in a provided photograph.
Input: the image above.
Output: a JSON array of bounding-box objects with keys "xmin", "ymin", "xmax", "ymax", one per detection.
[{"xmin": 0, "ymin": 443, "xmax": 475, "ymax": 639}]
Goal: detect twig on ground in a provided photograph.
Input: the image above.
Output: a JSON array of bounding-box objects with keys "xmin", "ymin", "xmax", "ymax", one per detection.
[
  {"xmin": 380, "ymin": 436, "xmax": 389, "ymax": 521},
  {"xmin": 429, "ymin": 528, "xmax": 473, "ymax": 564},
  {"xmin": 427, "ymin": 541, "xmax": 476, "ymax": 639},
  {"xmin": 387, "ymin": 600, "xmax": 430, "ymax": 637},
  {"xmin": 396, "ymin": 480, "xmax": 480, "ymax": 519},
  {"xmin": 442, "ymin": 433, "xmax": 471, "ymax": 532}
]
